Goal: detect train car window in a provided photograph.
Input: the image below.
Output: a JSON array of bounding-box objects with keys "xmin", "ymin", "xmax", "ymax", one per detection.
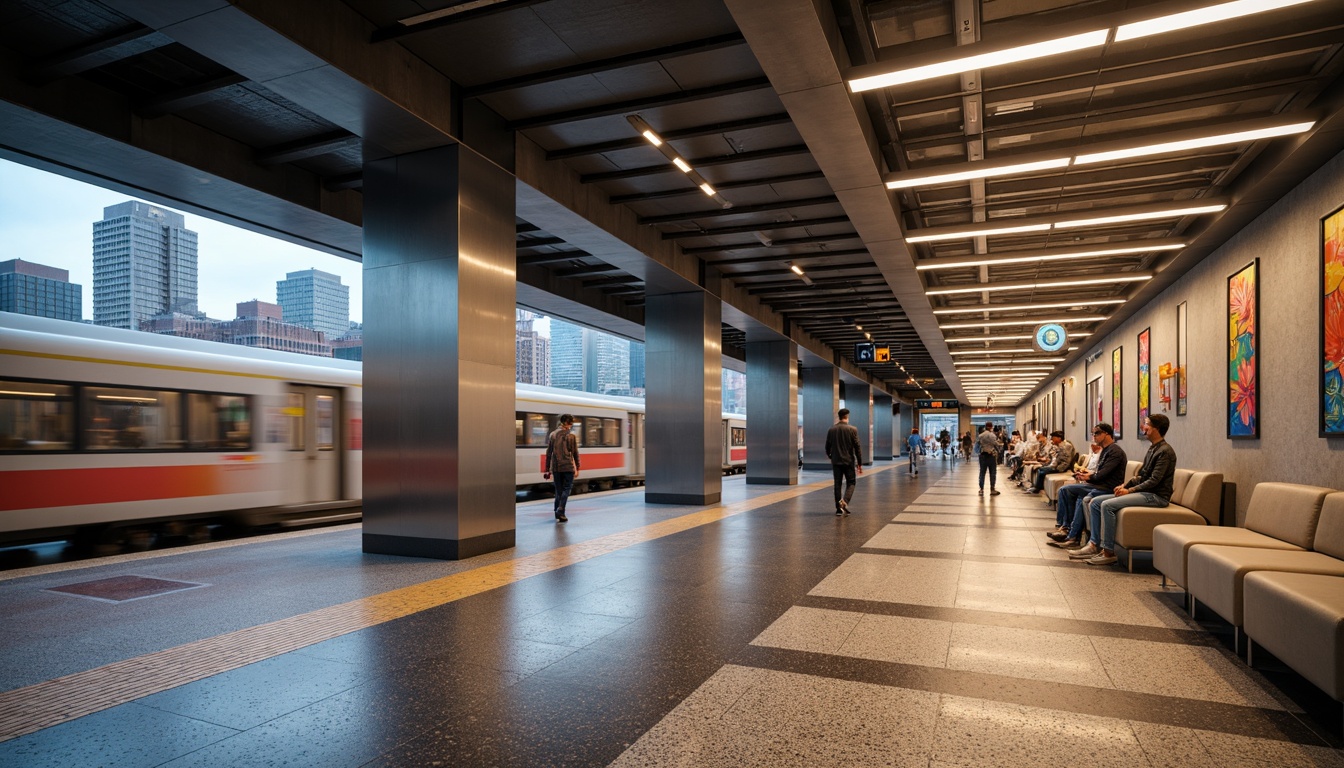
[
  {"xmin": 189, "ymin": 394, "xmax": 252, "ymax": 449},
  {"xmin": 84, "ymin": 387, "xmax": 183, "ymax": 450},
  {"xmin": 731, "ymin": 427, "xmax": 746, "ymax": 446},
  {"xmin": 315, "ymin": 395, "xmax": 334, "ymax": 450},
  {"xmin": 286, "ymin": 393, "xmax": 304, "ymax": 451},
  {"xmin": 517, "ymin": 412, "xmax": 552, "ymax": 447},
  {"xmin": 600, "ymin": 418, "xmax": 621, "ymax": 447},
  {"xmin": 0, "ymin": 380, "xmax": 74, "ymax": 451},
  {"xmin": 582, "ymin": 417, "xmax": 602, "ymax": 447}
]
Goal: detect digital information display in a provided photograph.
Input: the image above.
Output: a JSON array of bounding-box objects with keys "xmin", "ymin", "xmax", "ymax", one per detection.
[
  {"xmin": 916, "ymin": 399, "xmax": 960, "ymax": 409},
  {"xmin": 854, "ymin": 342, "xmax": 875, "ymax": 362}
]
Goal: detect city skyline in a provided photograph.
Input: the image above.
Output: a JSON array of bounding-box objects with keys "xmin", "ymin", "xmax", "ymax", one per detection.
[{"xmin": 0, "ymin": 159, "xmax": 364, "ymax": 323}]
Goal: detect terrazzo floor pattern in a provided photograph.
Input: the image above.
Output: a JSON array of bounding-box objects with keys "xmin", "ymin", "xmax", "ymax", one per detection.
[{"xmin": 609, "ymin": 464, "xmax": 1344, "ymax": 768}]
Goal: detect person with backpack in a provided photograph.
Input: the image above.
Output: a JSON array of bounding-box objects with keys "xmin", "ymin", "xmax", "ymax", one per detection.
[{"xmin": 543, "ymin": 414, "xmax": 581, "ymax": 523}]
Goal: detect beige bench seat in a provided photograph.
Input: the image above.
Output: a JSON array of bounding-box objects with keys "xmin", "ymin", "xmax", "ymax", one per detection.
[
  {"xmin": 1186, "ymin": 545, "xmax": 1344, "ymax": 628},
  {"xmin": 1115, "ymin": 469, "xmax": 1223, "ymax": 572},
  {"xmin": 1243, "ymin": 572, "xmax": 1344, "ymax": 702},
  {"xmin": 1153, "ymin": 482, "xmax": 1333, "ymax": 589}
]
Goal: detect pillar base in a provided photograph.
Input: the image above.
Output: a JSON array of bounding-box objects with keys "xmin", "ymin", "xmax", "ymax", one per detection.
[
  {"xmin": 646, "ymin": 492, "xmax": 721, "ymax": 505},
  {"xmin": 363, "ymin": 529, "xmax": 515, "ymax": 560},
  {"xmin": 746, "ymin": 476, "xmax": 798, "ymax": 485}
]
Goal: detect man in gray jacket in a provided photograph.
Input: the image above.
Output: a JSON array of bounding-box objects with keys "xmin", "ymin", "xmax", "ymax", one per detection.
[
  {"xmin": 825, "ymin": 408, "xmax": 863, "ymax": 515},
  {"xmin": 1025, "ymin": 431, "xmax": 1075, "ymax": 495},
  {"xmin": 1072, "ymin": 413, "xmax": 1177, "ymax": 565},
  {"xmin": 543, "ymin": 414, "xmax": 581, "ymax": 523}
]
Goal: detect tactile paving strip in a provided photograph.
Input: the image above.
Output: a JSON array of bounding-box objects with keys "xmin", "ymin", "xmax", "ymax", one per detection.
[{"xmin": 0, "ymin": 474, "xmax": 858, "ymax": 743}]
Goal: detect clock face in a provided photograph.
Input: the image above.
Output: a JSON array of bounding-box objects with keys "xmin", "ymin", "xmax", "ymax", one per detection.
[{"xmin": 1034, "ymin": 324, "xmax": 1067, "ymax": 353}]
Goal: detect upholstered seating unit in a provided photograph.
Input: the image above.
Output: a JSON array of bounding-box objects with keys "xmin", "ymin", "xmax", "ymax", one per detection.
[
  {"xmin": 1114, "ymin": 469, "xmax": 1223, "ymax": 572},
  {"xmin": 1152, "ymin": 482, "xmax": 1333, "ymax": 589},
  {"xmin": 1185, "ymin": 493, "xmax": 1344, "ymax": 650},
  {"xmin": 1243, "ymin": 571, "xmax": 1344, "ymax": 702}
]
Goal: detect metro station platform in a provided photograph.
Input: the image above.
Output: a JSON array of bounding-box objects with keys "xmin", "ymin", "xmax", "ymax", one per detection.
[{"xmin": 1, "ymin": 463, "xmax": 1340, "ymax": 768}]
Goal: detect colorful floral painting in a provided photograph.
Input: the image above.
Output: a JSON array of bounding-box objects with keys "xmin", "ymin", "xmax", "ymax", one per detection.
[
  {"xmin": 1228, "ymin": 259, "xmax": 1259, "ymax": 439},
  {"xmin": 1177, "ymin": 302, "xmax": 1188, "ymax": 416},
  {"xmin": 1137, "ymin": 327, "xmax": 1151, "ymax": 435},
  {"xmin": 1324, "ymin": 205, "xmax": 1344, "ymax": 436},
  {"xmin": 1111, "ymin": 347, "xmax": 1122, "ymax": 439}
]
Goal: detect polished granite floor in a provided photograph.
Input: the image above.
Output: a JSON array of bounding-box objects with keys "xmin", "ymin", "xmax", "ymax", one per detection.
[{"xmin": 1, "ymin": 462, "xmax": 1340, "ymax": 767}]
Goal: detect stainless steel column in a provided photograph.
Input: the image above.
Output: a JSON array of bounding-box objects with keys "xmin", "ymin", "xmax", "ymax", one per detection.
[
  {"xmin": 361, "ymin": 144, "xmax": 517, "ymax": 559},
  {"xmin": 848, "ymin": 385, "xmax": 873, "ymax": 466},
  {"xmin": 745, "ymin": 339, "xmax": 798, "ymax": 485},
  {"xmin": 897, "ymin": 403, "xmax": 913, "ymax": 455},
  {"xmin": 874, "ymin": 393, "xmax": 894, "ymax": 460},
  {"xmin": 646, "ymin": 291, "xmax": 722, "ymax": 505},
  {"xmin": 801, "ymin": 365, "xmax": 839, "ymax": 470}
]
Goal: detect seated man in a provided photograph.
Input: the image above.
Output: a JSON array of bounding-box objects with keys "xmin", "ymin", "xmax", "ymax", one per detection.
[
  {"xmin": 1070, "ymin": 414, "xmax": 1177, "ymax": 566},
  {"xmin": 1025, "ymin": 430, "xmax": 1075, "ymax": 495},
  {"xmin": 1016, "ymin": 432, "xmax": 1051, "ymax": 486},
  {"xmin": 1049, "ymin": 424, "xmax": 1126, "ymax": 547}
]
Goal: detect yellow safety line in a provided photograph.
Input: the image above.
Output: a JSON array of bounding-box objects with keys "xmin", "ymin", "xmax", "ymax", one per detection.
[{"xmin": 0, "ymin": 471, "xmax": 888, "ymax": 743}]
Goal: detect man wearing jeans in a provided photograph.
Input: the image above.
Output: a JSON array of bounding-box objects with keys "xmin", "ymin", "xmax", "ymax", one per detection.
[
  {"xmin": 906, "ymin": 427, "xmax": 922, "ymax": 476},
  {"xmin": 826, "ymin": 408, "xmax": 863, "ymax": 515},
  {"xmin": 976, "ymin": 423, "xmax": 1001, "ymax": 496},
  {"xmin": 543, "ymin": 414, "xmax": 580, "ymax": 523},
  {"xmin": 1049, "ymin": 424, "xmax": 1125, "ymax": 548},
  {"xmin": 1070, "ymin": 413, "xmax": 1177, "ymax": 565}
]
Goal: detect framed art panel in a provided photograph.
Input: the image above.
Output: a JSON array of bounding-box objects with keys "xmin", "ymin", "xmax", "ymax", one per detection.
[
  {"xmin": 1137, "ymin": 327, "xmax": 1151, "ymax": 434},
  {"xmin": 1323, "ymin": 202, "xmax": 1344, "ymax": 436},
  {"xmin": 1177, "ymin": 302, "xmax": 1188, "ymax": 416},
  {"xmin": 1228, "ymin": 258, "xmax": 1260, "ymax": 438},
  {"xmin": 1111, "ymin": 347, "xmax": 1122, "ymax": 439},
  {"xmin": 1087, "ymin": 376, "xmax": 1103, "ymax": 435}
]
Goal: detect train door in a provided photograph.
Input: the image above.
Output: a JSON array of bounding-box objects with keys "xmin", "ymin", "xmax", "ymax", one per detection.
[
  {"xmin": 629, "ymin": 412, "xmax": 645, "ymax": 475},
  {"xmin": 288, "ymin": 385, "xmax": 342, "ymax": 502}
]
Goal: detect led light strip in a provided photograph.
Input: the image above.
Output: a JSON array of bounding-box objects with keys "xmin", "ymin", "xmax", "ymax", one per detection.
[
  {"xmin": 926, "ymin": 274, "xmax": 1150, "ymax": 296},
  {"xmin": 627, "ymin": 115, "xmax": 733, "ymax": 209},
  {"xmin": 934, "ymin": 300, "xmax": 1125, "ymax": 315},
  {"xmin": 906, "ymin": 203, "xmax": 1226, "ymax": 244},
  {"xmin": 915, "ymin": 241, "xmax": 1182, "ymax": 271}
]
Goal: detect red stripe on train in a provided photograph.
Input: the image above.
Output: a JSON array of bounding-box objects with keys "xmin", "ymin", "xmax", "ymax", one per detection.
[
  {"xmin": 538, "ymin": 452, "xmax": 626, "ymax": 472},
  {"xmin": 0, "ymin": 465, "xmax": 226, "ymax": 511},
  {"xmin": 730, "ymin": 448, "xmax": 747, "ymax": 461}
]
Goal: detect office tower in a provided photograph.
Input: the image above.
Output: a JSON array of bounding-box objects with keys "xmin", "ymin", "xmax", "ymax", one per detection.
[
  {"xmin": 549, "ymin": 319, "xmax": 584, "ymax": 391},
  {"xmin": 0, "ymin": 259, "xmax": 82, "ymax": 321},
  {"xmin": 590, "ymin": 332, "xmax": 630, "ymax": 396},
  {"xmin": 516, "ymin": 309, "xmax": 550, "ymax": 385},
  {"xmin": 92, "ymin": 201, "xmax": 198, "ymax": 329},
  {"xmin": 628, "ymin": 341, "xmax": 645, "ymax": 394},
  {"xmin": 276, "ymin": 268, "xmax": 349, "ymax": 338}
]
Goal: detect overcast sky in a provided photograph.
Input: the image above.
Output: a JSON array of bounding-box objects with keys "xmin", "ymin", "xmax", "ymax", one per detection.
[{"xmin": 0, "ymin": 158, "xmax": 363, "ymax": 323}]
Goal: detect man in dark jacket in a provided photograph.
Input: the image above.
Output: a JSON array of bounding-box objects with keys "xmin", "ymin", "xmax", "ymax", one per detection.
[
  {"xmin": 1072, "ymin": 414, "xmax": 1177, "ymax": 566},
  {"xmin": 825, "ymin": 408, "xmax": 863, "ymax": 515},
  {"xmin": 544, "ymin": 414, "xmax": 580, "ymax": 523},
  {"xmin": 1048, "ymin": 423, "xmax": 1126, "ymax": 548},
  {"xmin": 1026, "ymin": 431, "xmax": 1075, "ymax": 495}
]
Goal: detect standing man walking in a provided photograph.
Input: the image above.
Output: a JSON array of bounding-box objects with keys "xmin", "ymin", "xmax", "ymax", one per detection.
[
  {"xmin": 906, "ymin": 427, "xmax": 922, "ymax": 476},
  {"xmin": 826, "ymin": 408, "xmax": 863, "ymax": 515},
  {"xmin": 977, "ymin": 423, "xmax": 1002, "ymax": 496},
  {"xmin": 543, "ymin": 414, "xmax": 580, "ymax": 523}
]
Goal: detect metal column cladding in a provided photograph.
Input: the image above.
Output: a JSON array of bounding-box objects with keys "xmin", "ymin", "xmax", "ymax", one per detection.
[
  {"xmin": 361, "ymin": 144, "xmax": 517, "ymax": 560},
  {"xmin": 874, "ymin": 394, "xmax": 895, "ymax": 461},
  {"xmin": 801, "ymin": 365, "xmax": 839, "ymax": 471},
  {"xmin": 848, "ymin": 385, "xmax": 873, "ymax": 467},
  {"xmin": 746, "ymin": 339, "xmax": 799, "ymax": 485},
  {"xmin": 645, "ymin": 291, "xmax": 722, "ymax": 505}
]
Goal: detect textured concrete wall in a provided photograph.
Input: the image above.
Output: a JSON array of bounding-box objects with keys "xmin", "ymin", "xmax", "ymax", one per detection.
[{"xmin": 1019, "ymin": 149, "xmax": 1344, "ymax": 524}]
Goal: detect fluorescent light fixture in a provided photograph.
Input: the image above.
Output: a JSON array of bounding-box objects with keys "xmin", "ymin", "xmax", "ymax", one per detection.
[
  {"xmin": 950, "ymin": 348, "xmax": 1036, "ymax": 355},
  {"xmin": 926, "ymin": 275, "xmax": 1151, "ymax": 295},
  {"xmin": 1115, "ymin": 0, "xmax": 1317, "ymax": 42},
  {"xmin": 956, "ymin": 358, "xmax": 1065, "ymax": 365},
  {"xmin": 933, "ymin": 300, "xmax": 1125, "ymax": 315},
  {"xmin": 1073, "ymin": 121, "xmax": 1314, "ymax": 165},
  {"xmin": 947, "ymin": 332, "xmax": 1090, "ymax": 343},
  {"xmin": 0, "ymin": 390, "xmax": 56, "ymax": 397},
  {"xmin": 790, "ymin": 264, "xmax": 805, "ymax": 275},
  {"xmin": 916, "ymin": 242, "xmax": 1183, "ymax": 271},
  {"xmin": 849, "ymin": 29, "xmax": 1108, "ymax": 92},
  {"xmin": 1051, "ymin": 203, "xmax": 1227, "ymax": 229},
  {"xmin": 887, "ymin": 157, "xmax": 1070, "ymax": 190},
  {"xmin": 97, "ymin": 395, "xmax": 157, "ymax": 402},
  {"xmin": 907, "ymin": 203, "xmax": 1227, "ymax": 243},
  {"xmin": 672, "ymin": 157, "xmax": 692, "ymax": 173},
  {"xmin": 906, "ymin": 223, "xmax": 1051, "ymax": 244},
  {"xmin": 641, "ymin": 130, "xmax": 663, "ymax": 146},
  {"xmin": 699, "ymin": 182, "xmax": 716, "ymax": 196}
]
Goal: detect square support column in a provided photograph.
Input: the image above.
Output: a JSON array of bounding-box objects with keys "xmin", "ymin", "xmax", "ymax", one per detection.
[
  {"xmin": 801, "ymin": 365, "xmax": 839, "ymax": 470},
  {"xmin": 847, "ymin": 384, "xmax": 873, "ymax": 466},
  {"xmin": 646, "ymin": 291, "xmax": 722, "ymax": 505},
  {"xmin": 361, "ymin": 144, "xmax": 517, "ymax": 560},
  {"xmin": 873, "ymin": 393, "xmax": 894, "ymax": 461},
  {"xmin": 897, "ymin": 403, "xmax": 913, "ymax": 455},
  {"xmin": 745, "ymin": 339, "xmax": 798, "ymax": 485}
]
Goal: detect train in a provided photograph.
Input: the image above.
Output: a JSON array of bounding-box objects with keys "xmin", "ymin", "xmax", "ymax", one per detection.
[{"xmin": 0, "ymin": 312, "xmax": 746, "ymax": 548}]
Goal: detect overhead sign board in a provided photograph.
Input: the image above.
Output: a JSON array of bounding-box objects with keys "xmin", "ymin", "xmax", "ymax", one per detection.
[
  {"xmin": 875, "ymin": 346, "xmax": 890, "ymax": 362},
  {"xmin": 854, "ymin": 342, "xmax": 875, "ymax": 363},
  {"xmin": 1033, "ymin": 323, "xmax": 1068, "ymax": 353},
  {"xmin": 916, "ymin": 399, "xmax": 960, "ymax": 410}
]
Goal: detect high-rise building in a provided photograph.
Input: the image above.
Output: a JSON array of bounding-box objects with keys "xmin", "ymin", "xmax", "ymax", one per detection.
[
  {"xmin": 0, "ymin": 259, "xmax": 82, "ymax": 321},
  {"xmin": 276, "ymin": 268, "xmax": 349, "ymax": 339},
  {"xmin": 628, "ymin": 341, "xmax": 645, "ymax": 395},
  {"xmin": 516, "ymin": 309, "xmax": 550, "ymax": 386},
  {"xmin": 92, "ymin": 201, "xmax": 198, "ymax": 329},
  {"xmin": 549, "ymin": 319, "xmax": 584, "ymax": 391}
]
